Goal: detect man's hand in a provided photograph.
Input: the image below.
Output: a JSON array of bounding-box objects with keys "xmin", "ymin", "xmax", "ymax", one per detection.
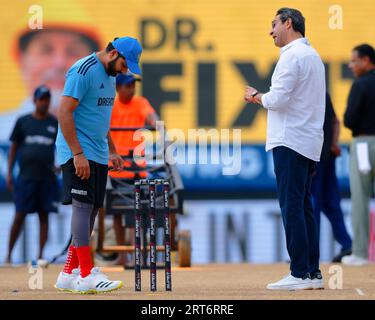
[
  {"xmin": 107, "ymin": 132, "xmax": 123, "ymax": 172},
  {"xmin": 109, "ymin": 152, "xmax": 124, "ymax": 172},
  {"xmin": 330, "ymin": 144, "xmax": 341, "ymax": 157},
  {"xmin": 244, "ymin": 86, "xmax": 259, "ymax": 104},
  {"xmin": 73, "ymin": 153, "xmax": 90, "ymax": 179},
  {"xmin": 6, "ymin": 174, "xmax": 13, "ymax": 192}
]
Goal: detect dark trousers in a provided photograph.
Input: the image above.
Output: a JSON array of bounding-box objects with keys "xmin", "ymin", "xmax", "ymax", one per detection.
[
  {"xmin": 273, "ymin": 146, "xmax": 320, "ymax": 278},
  {"xmin": 311, "ymin": 158, "xmax": 352, "ymax": 251}
]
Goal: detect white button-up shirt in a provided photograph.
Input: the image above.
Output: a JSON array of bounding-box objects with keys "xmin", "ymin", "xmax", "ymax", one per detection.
[{"xmin": 261, "ymin": 38, "xmax": 325, "ymax": 161}]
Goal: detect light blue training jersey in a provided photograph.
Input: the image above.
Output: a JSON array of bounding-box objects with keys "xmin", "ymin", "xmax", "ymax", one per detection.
[{"xmin": 56, "ymin": 53, "xmax": 116, "ymax": 165}]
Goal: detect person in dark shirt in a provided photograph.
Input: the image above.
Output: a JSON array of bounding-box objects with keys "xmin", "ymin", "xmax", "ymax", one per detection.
[
  {"xmin": 311, "ymin": 93, "xmax": 352, "ymax": 263},
  {"xmin": 342, "ymin": 44, "xmax": 375, "ymax": 266},
  {"xmin": 6, "ymin": 86, "xmax": 59, "ymax": 265}
]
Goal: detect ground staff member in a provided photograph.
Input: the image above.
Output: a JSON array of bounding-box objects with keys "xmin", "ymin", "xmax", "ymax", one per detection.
[
  {"xmin": 54, "ymin": 37, "xmax": 142, "ymax": 294},
  {"xmin": 343, "ymin": 44, "xmax": 375, "ymax": 266},
  {"xmin": 244, "ymin": 8, "xmax": 325, "ymax": 290},
  {"xmin": 7, "ymin": 86, "xmax": 58, "ymax": 265},
  {"xmin": 107, "ymin": 73, "xmax": 158, "ymax": 266}
]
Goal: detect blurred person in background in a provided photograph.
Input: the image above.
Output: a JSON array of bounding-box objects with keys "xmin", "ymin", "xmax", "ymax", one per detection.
[
  {"xmin": 342, "ymin": 44, "xmax": 375, "ymax": 266},
  {"xmin": 106, "ymin": 73, "xmax": 158, "ymax": 266},
  {"xmin": 311, "ymin": 93, "xmax": 352, "ymax": 263},
  {"xmin": 6, "ymin": 86, "xmax": 58, "ymax": 265},
  {"xmin": 0, "ymin": 27, "xmax": 100, "ymax": 140}
]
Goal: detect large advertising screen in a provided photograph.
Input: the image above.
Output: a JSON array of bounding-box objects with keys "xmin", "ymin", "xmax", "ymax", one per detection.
[{"xmin": 1, "ymin": 0, "xmax": 373, "ymax": 142}]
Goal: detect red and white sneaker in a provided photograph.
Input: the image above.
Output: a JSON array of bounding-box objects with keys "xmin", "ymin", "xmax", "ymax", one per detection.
[
  {"xmin": 74, "ymin": 267, "xmax": 123, "ymax": 294},
  {"xmin": 55, "ymin": 268, "xmax": 80, "ymax": 292}
]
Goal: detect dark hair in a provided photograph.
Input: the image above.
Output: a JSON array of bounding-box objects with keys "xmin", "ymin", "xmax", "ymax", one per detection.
[
  {"xmin": 105, "ymin": 37, "xmax": 120, "ymax": 53},
  {"xmin": 353, "ymin": 44, "xmax": 375, "ymax": 64},
  {"xmin": 276, "ymin": 8, "xmax": 305, "ymax": 37},
  {"xmin": 19, "ymin": 29, "xmax": 100, "ymax": 53}
]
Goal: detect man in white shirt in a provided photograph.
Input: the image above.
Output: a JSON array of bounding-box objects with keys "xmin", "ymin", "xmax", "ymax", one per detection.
[{"xmin": 244, "ymin": 8, "xmax": 325, "ymax": 291}]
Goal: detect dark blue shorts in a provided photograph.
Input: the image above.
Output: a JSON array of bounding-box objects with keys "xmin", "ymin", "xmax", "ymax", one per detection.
[{"xmin": 14, "ymin": 177, "xmax": 59, "ymax": 214}]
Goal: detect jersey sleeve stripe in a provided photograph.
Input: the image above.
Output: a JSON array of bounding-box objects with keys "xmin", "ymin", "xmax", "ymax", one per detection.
[
  {"xmin": 77, "ymin": 56, "xmax": 95, "ymax": 74},
  {"xmin": 81, "ymin": 60, "xmax": 98, "ymax": 76}
]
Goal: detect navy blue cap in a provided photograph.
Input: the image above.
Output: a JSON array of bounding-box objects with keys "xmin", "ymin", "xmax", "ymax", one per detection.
[
  {"xmin": 33, "ymin": 85, "xmax": 51, "ymax": 100},
  {"xmin": 112, "ymin": 37, "xmax": 142, "ymax": 75},
  {"xmin": 116, "ymin": 73, "xmax": 141, "ymax": 86}
]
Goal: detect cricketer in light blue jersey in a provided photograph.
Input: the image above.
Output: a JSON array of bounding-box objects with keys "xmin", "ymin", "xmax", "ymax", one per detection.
[
  {"xmin": 56, "ymin": 36, "xmax": 143, "ymax": 166},
  {"xmin": 55, "ymin": 37, "xmax": 142, "ymax": 294},
  {"xmin": 56, "ymin": 53, "xmax": 116, "ymax": 165}
]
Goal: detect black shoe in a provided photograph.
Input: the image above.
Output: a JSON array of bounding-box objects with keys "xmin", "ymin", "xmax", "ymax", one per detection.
[{"xmin": 332, "ymin": 248, "xmax": 352, "ymax": 263}]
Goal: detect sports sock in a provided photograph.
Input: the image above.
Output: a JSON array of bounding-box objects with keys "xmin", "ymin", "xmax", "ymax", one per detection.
[
  {"xmin": 62, "ymin": 245, "xmax": 79, "ymax": 274},
  {"xmin": 76, "ymin": 246, "xmax": 93, "ymax": 278}
]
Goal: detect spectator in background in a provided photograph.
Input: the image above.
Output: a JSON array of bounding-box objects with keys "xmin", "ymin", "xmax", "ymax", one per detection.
[
  {"xmin": 6, "ymin": 86, "xmax": 59, "ymax": 265},
  {"xmin": 343, "ymin": 44, "xmax": 375, "ymax": 266},
  {"xmin": 106, "ymin": 73, "xmax": 158, "ymax": 265},
  {"xmin": 311, "ymin": 93, "xmax": 352, "ymax": 263}
]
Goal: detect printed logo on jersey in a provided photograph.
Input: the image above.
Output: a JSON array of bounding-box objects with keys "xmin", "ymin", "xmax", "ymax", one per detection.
[
  {"xmin": 97, "ymin": 97, "xmax": 114, "ymax": 106},
  {"xmin": 25, "ymin": 135, "xmax": 54, "ymax": 146},
  {"xmin": 47, "ymin": 126, "xmax": 56, "ymax": 134}
]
